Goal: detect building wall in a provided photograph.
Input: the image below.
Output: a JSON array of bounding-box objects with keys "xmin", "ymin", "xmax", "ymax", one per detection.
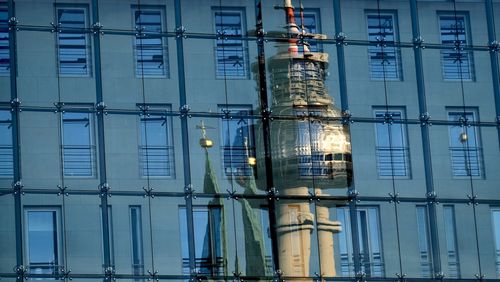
[{"xmin": 1, "ymin": 0, "xmax": 500, "ymax": 281}]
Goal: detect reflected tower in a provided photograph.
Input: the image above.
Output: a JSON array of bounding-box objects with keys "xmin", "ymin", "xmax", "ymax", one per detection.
[{"xmin": 254, "ymin": 0, "xmax": 353, "ymax": 277}]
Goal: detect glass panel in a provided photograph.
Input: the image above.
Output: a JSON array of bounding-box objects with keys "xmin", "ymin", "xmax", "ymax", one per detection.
[
  {"xmin": 0, "ymin": 110, "xmax": 13, "ymax": 179},
  {"xmin": 20, "ymin": 111, "xmax": 61, "ymax": 190},
  {"xmin": 150, "ymin": 196, "xmax": 185, "ymax": 275},
  {"xmin": 274, "ymin": 199, "xmax": 320, "ymax": 278},
  {"xmin": 63, "ymin": 195, "xmax": 103, "ymax": 274},
  {"xmin": 107, "ymin": 195, "xmax": 152, "ymax": 275}
]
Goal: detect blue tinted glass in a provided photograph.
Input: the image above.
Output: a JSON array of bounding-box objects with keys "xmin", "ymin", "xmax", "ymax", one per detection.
[{"xmin": 27, "ymin": 211, "xmax": 58, "ymax": 265}]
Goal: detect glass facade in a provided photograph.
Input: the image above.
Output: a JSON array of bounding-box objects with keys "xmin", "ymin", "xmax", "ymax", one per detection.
[{"xmin": 0, "ymin": 0, "xmax": 500, "ymax": 281}]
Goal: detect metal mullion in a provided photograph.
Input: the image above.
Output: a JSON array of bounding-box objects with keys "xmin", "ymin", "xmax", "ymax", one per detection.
[
  {"xmin": 172, "ymin": 0, "xmax": 197, "ymax": 277},
  {"xmin": 409, "ymin": 0, "xmax": 441, "ymax": 277},
  {"xmin": 89, "ymin": 0, "xmax": 112, "ymax": 275},
  {"xmin": 333, "ymin": 0, "xmax": 361, "ymax": 276},
  {"xmin": 485, "ymin": 0, "xmax": 500, "ymax": 151}
]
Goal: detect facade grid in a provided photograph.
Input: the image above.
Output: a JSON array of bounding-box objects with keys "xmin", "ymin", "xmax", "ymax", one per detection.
[{"xmin": 1, "ymin": 0, "xmax": 500, "ymax": 281}]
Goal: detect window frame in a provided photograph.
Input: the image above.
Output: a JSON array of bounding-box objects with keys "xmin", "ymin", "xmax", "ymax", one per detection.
[
  {"xmin": 131, "ymin": 5, "xmax": 169, "ymax": 78},
  {"xmin": 60, "ymin": 108, "xmax": 96, "ymax": 178},
  {"xmin": 137, "ymin": 104, "xmax": 175, "ymax": 178},
  {"xmin": 446, "ymin": 107, "xmax": 483, "ymax": 178},
  {"xmin": 55, "ymin": 4, "xmax": 92, "ymax": 77},
  {"xmin": 24, "ymin": 206, "xmax": 63, "ymax": 275},
  {"xmin": 373, "ymin": 107, "xmax": 411, "ymax": 179},
  {"xmin": 212, "ymin": 7, "xmax": 249, "ymax": 79},
  {"xmin": 129, "ymin": 205, "xmax": 144, "ymax": 277},
  {"xmin": 437, "ymin": 11, "xmax": 475, "ymax": 81},
  {"xmin": 365, "ymin": 10, "xmax": 403, "ymax": 81}
]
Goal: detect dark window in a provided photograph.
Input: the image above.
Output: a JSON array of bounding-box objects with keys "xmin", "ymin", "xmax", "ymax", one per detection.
[
  {"xmin": 0, "ymin": 2, "xmax": 9, "ymax": 74},
  {"xmin": 133, "ymin": 7, "xmax": 168, "ymax": 77},
  {"xmin": 57, "ymin": 7, "xmax": 90, "ymax": 76},
  {"xmin": 439, "ymin": 13, "xmax": 474, "ymax": 80},
  {"xmin": 214, "ymin": 9, "xmax": 248, "ymax": 78},
  {"xmin": 219, "ymin": 106, "xmax": 255, "ymax": 177},
  {"xmin": 25, "ymin": 208, "xmax": 62, "ymax": 275},
  {"xmin": 0, "ymin": 110, "xmax": 13, "ymax": 177},
  {"xmin": 62, "ymin": 112, "xmax": 95, "ymax": 177},
  {"xmin": 374, "ymin": 109, "xmax": 411, "ymax": 177},
  {"xmin": 139, "ymin": 107, "xmax": 174, "ymax": 177},
  {"xmin": 367, "ymin": 12, "xmax": 402, "ymax": 80},
  {"xmin": 179, "ymin": 206, "xmax": 224, "ymax": 276},
  {"xmin": 447, "ymin": 109, "xmax": 482, "ymax": 177}
]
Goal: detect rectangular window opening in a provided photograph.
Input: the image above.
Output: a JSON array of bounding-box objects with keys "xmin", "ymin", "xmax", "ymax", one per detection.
[
  {"xmin": 213, "ymin": 8, "xmax": 248, "ymax": 78},
  {"xmin": 439, "ymin": 12, "xmax": 474, "ymax": 81},
  {"xmin": 366, "ymin": 11, "xmax": 402, "ymax": 80},
  {"xmin": 0, "ymin": 2, "xmax": 9, "ymax": 74},
  {"xmin": 416, "ymin": 206, "xmax": 433, "ymax": 278},
  {"xmin": 219, "ymin": 105, "xmax": 255, "ymax": 177},
  {"xmin": 132, "ymin": 6, "xmax": 169, "ymax": 77},
  {"xmin": 447, "ymin": 108, "xmax": 483, "ymax": 178},
  {"xmin": 56, "ymin": 6, "xmax": 91, "ymax": 76},
  {"xmin": 139, "ymin": 105, "xmax": 174, "ymax": 177},
  {"xmin": 0, "ymin": 110, "xmax": 13, "ymax": 177},
  {"xmin": 374, "ymin": 108, "xmax": 411, "ymax": 178},
  {"xmin": 25, "ymin": 207, "xmax": 63, "ymax": 276},
  {"xmin": 61, "ymin": 111, "xmax": 96, "ymax": 177}
]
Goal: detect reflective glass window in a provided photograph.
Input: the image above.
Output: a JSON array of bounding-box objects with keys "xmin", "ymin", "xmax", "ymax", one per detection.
[
  {"xmin": 337, "ymin": 206, "xmax": 384, "ymax": 277},
  {"xmin": 219, "ymin": 106, "xmax": 255, "ymax": 177},
  {"xmin": 139, "ymin": 107, "xmax": 174, "ymax": 177},
  {"xmin": 443, "ymin": 205, "xmax": 460, "ymax": 278},
  {"xmin": 439, "ymin": 13, "xmax": 474, "ymax": 80},
  {"xmin": 366, "ymin": 11, "xmax": 402, "ymax": 80},
  {"xmin": 25, "ymin": 208, "xmax": 62, "ymax": 275},
  {"xmin": 492, "ymin": 209, "xmax": 500, "ymax": 278},
  {"xmin": 374, "ymin": 109, "xmax": 411, "ymax": 177},
  {"xmin": 62, "ymin": 111, "xmax": 95, "ymax": 177},
  {"xmin": 0, "ymin": 2, "xmax": 8, "ymax": 74},
  {"xmin": 56, "ymin": 6, "xmax": 90, "ymax": 76},
  {"xmin": 214, "ymin": 8, "xmax": 248, "ymax": 78},
  {"xmin": 0, "ymin": 110, "xmax": 12, "ymax": 177},
  {"xmin": 447, "ymin": 108, "xmax": 482, "ymax": 177},
  {"xmin": 416, "ymin": 206, "xmax": 432, "ymax": 277},
  {"xmin": 179, "ymin": 206, "xmax": 223, "ymax": 276},
  {"xmin": 133, "ymin": 6, "xmax": 168, "ymax": 77},
  {"xmin": 294, "ymin": 9, "xmax": 321, "ymax": 52},
  {"xmin": 130, "ymin": 206, "xmax": 144, "ymax": 277}
]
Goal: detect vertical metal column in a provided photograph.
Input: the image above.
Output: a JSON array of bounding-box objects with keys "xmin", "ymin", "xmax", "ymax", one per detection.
[
  {"xmin": 90, "ymin": 0, "xmax": 111, "ymax": 273},
  {"xmin": 485, "ymin": 0, "xmax": 500, "ymax": 150},
  {"xmin": 409, "ymin": 0, "xmax": 441, "ymax": 276},
  {"xmin": 254, "ymin": 0, "xmax": 280, "ymax": 273},
  {"xmin": 332, "ymin": 0, "xmax": 361, "ymax": 276},
  {"xmin": 7, "ymin": 0, "xmax": 24, "ymax": 277},
  {"xmin": 173, "ymin": 0, "xmax": 196, "ymax": 276}
]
